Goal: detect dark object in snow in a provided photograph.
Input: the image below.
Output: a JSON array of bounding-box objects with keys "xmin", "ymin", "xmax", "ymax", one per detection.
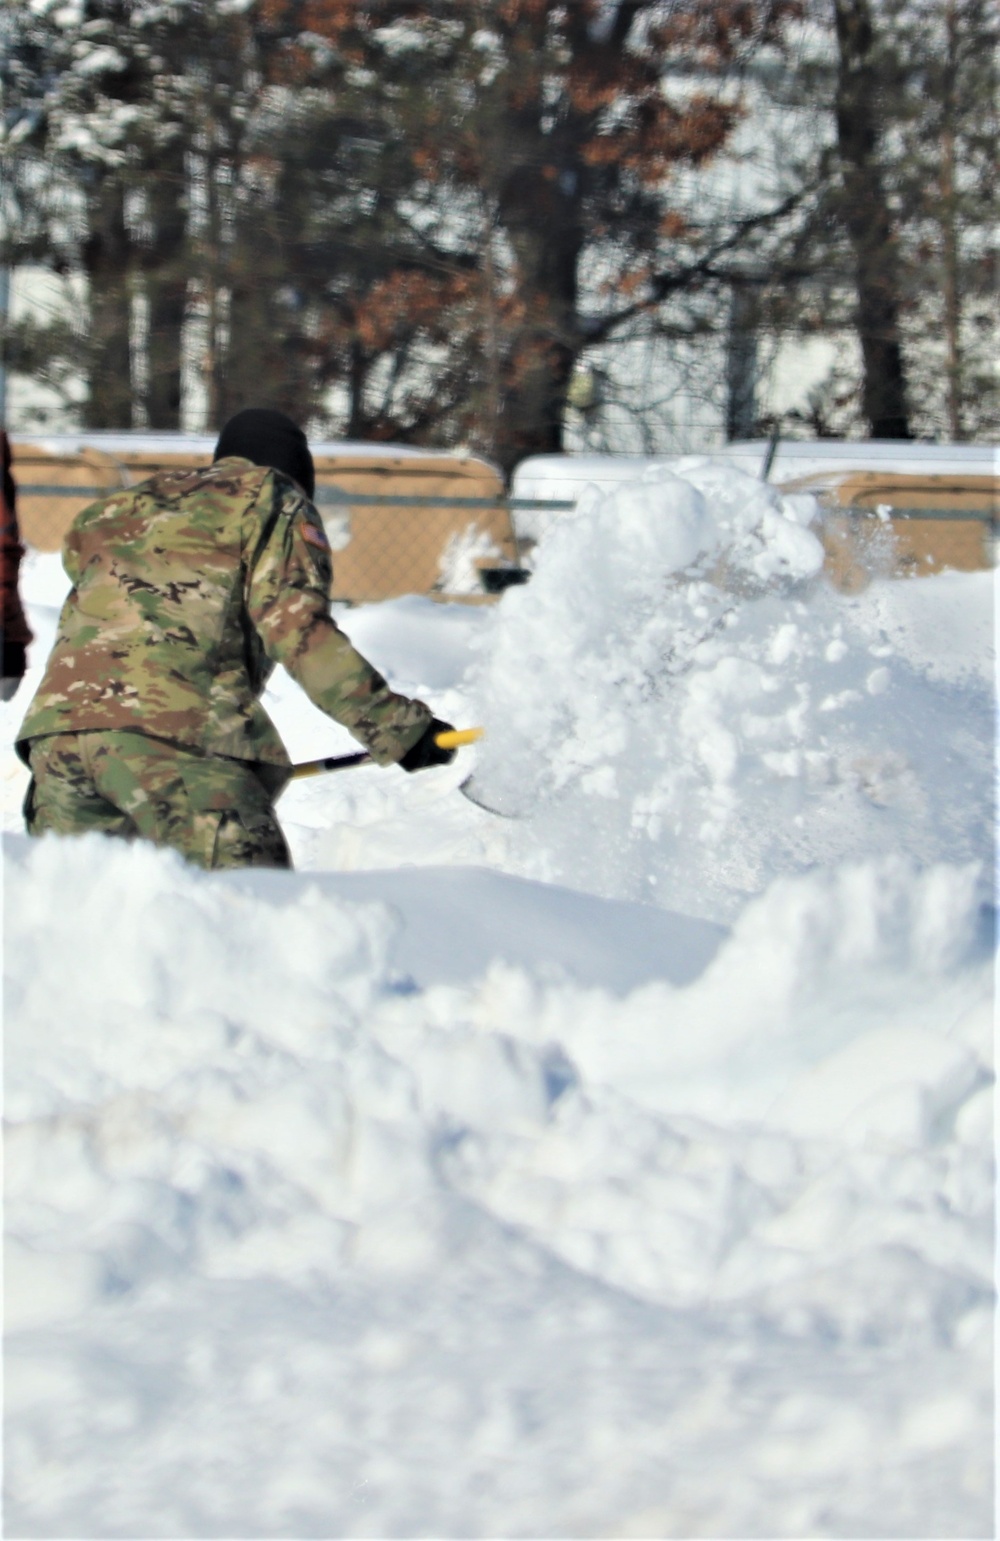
[
  {"xmin": 1, "ymin": 430, "xmax": 33, "ymax": 701},
  {"xmin": 480, "ymin": 565, "xmax": 531, "ymax": 594}
]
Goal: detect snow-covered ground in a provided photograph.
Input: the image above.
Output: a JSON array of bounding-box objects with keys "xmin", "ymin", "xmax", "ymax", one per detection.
[{"xmin": 2, "ymin": 458, "xmax": 995, "ymax": 1539}]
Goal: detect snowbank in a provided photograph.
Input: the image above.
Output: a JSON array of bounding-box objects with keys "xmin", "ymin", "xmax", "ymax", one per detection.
[
  {"xmin": 2, "ymin": 454, "xmax": 994, "ymax": 1538},
  {"xmin": 3, "ymin": 832, "xmax": 994, "ymax": 1537}
]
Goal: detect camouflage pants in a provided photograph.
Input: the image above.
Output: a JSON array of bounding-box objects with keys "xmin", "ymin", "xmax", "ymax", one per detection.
[{"xmin": 24, "ymin": 730, "xmax": 291, "ymax": 870}]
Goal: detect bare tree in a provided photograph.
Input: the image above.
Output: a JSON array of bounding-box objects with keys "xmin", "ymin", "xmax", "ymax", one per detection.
[{"xmin": 832, "ymin": 0, "xmax": 911, "ymax": 437}]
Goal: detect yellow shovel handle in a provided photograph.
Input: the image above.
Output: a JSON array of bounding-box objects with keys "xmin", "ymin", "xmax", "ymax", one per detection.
[
  {"xmin": 434, "ymin": 727, "xmax": 483, "ymax": 749},
  {"xmin": 288, "ymin": 726, "xmax": 482, "ymax": 783}
]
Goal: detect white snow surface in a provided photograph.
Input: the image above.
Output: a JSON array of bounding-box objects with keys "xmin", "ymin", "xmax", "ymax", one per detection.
[
  {"xmin": 2, "ymin": 459, "xmax": 995, "ymax": 1539},
  {"xmin": 512, "ymin": 442, "xmax": 1000, "ymax": 501}
]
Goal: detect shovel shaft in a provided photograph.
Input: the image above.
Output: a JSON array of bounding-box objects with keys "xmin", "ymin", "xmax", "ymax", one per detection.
[
  {"xmin": 290, "ymin": 750, "xmax": 372, "ymax": 779},
  {"xmin": 431, "ymin": 727, "xmax": 483, "ymax": 749},
  {"xmin": 290, "ymin": 726, "xmax": 482, "ymax": 781}
]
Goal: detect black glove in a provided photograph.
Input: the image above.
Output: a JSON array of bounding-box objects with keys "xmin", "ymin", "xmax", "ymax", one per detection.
[
  {"xmin": 1, "ymin": 640, "xmax": 26, "ymax": 701},
  {"xmin": 398, "ymin": 717, "xmax": 457, "ymax": 773}
]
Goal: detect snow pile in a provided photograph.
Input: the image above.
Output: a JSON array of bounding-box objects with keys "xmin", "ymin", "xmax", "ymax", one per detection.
[
  {"xmin": 2, "ymin": 454, "xmax": 995, "ymax": 1537},
  {"xmin": 3, "ymin": 832, "xmax": 993, "ymax": 1537},
  {"xmin": 471, "ymin": 459, "xmax": 994, "ymax": 918}
]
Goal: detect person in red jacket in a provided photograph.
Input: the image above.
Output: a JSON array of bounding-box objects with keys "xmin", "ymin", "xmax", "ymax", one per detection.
[{"xmin": 1, "ymin": 430, "xmax": 33, "ymax": 701}]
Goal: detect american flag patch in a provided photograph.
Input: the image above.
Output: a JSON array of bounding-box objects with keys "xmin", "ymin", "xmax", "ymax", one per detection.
[{"xmin": 302, "ymin": 522, "xmax": 330, "ymax": 551}]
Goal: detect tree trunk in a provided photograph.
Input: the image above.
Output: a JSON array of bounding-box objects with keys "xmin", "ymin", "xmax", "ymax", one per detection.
[
  {"xmin": 476, "ymin": 208, "xmax": 503, "ymax": 465},
  {"xmin": 497, "ymin": 167, "xmax": 583, "ymax": 477},
  {"xmin": 83, "ymin": 176, "xmax": 133, "ymax": 429},
  {"xmin": 939, "ymin": 0, "xmax": 963, "ymax": 439},
  {"xmin": 217, "ymin": 232, "xmax": 278, "ymax": 424},
  {"xmin": 143, "ymin": 152, "xmax": 187, "ymax": 430},
  {"xmin": 833, "ymin": 0, "xmax": 911, "ymax": 439},
  {"xmin": 221, "ymin": 213, "xmax": 314, "ymax": 427},
  {"xmin": 725, "ymin": 284, "xmax": 759, "ymax": 441},
  {"xmin": 345, "ymin": 337, "xmax": 369, "ymax": 440}
]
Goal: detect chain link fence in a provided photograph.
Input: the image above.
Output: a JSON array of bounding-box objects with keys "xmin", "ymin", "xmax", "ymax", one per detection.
[
  {"xmin": 9, "ymin": 442, "xmax": 550, "ymax": 604},
  {"xmin": 786, "ymin": 471, "xmax": 999, "ymax": 589},
  {"xmin": 11, "ymin": 440, "xmax": 996, "ymax": 600}
]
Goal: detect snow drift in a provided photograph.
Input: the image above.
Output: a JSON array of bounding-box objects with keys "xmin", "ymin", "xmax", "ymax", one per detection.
[{"xmin": 2, "ymin": 455, "xmax": 994, "ymax": 1538}]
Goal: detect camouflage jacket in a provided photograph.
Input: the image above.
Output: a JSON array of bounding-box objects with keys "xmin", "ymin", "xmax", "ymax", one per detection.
[{"xmin": 16, "ymin": 457, "xmax": 432, "ymax": 769}]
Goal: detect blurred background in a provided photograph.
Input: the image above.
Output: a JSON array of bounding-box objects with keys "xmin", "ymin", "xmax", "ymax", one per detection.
[{"xmin": 1, "ymin": 0, "xmax": 997, "ymax": 477}]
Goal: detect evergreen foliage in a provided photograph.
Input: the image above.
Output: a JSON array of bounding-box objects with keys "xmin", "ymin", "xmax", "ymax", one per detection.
[{"xmin": 1, "ymin": 0, "xmax": 996, "ymax": 455}]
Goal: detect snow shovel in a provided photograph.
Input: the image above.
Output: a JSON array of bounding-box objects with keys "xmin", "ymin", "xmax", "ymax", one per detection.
[
  {"xmin": 290, "ymin": 726, "xmax": 483, "ymax": 781},
  {"xmin": 456, "ymin": 771, "xmax": 532, "ymax": 819},
  {"xmin": 287, "ymin": 727, "xmax": 515, "ymax": 819}
]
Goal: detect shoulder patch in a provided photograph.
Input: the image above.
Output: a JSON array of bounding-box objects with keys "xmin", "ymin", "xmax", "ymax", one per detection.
[{"xmin": 302, "ymin": 522, "xmax": 330, "ymax": 551}]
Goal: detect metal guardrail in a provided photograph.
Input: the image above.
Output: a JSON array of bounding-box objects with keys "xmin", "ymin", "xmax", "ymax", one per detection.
[
  {"xmin": 839, "ymin": 504, "xmax": 997, "ymax": 523},
  {"xmin": 16, "ymin": 484, "xmax": 578, "ymax": 512},
  {"xmin": 12, "ymin": 483, "xmax": 584, "ymax": 600},
  {"xmin": 14, "ymin": 486, "xmax": 996, "ymax": 595},
  {"xmin": 17, "ymin": 484, "xmax": 141, "ymax": 498},
  {"xmin": 15, "ymin": 485, "xmax": 994, "ymax": 520},
  {"xmin": 316, "ymin": 491, "xmax": 579, "ymax": 512}
]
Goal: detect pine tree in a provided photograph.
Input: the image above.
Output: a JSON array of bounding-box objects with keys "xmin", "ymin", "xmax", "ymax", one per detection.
[{"xmin": 2, "ymin": 0, "xmax": 213, "ymax": 428}]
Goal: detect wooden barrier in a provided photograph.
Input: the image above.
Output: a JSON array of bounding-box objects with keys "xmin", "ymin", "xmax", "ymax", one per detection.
[
  {"xmin": 13, "ymin": 442, "xmax": 995, "ymax": 602},
  {"xmin": 9, "ymin": 440, "xmax": 517, "ymax": 604},
  {"xmin": 783, "ymin": 471, "xmax": 998, "ymax": 591}
]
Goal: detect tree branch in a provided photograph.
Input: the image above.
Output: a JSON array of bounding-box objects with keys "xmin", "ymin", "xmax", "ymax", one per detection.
[{"xmin": 583, "ymin": 185, "xmax": 813, "ymax": 343}]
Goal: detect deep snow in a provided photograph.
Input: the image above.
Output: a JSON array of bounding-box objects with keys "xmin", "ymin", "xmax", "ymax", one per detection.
[{"xmin": 2, "ymin": 459, "xmax": 995, "ymax": 1539}]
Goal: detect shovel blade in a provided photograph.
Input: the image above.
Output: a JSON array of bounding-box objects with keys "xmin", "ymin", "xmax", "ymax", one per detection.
[{"xmin": 459, "ymin": 773, "xmax": 532, "ymax": 819}]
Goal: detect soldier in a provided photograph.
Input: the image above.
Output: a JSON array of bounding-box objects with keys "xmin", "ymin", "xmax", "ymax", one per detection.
[{"xmin": 15, "ymin": 408, "xmax": 455, "ymax": 869}]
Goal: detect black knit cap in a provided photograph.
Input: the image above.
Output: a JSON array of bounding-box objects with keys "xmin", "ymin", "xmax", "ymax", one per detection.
[{"xmin": 213, "ymin": 408, "xmax": 315, "ymax": 500}]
